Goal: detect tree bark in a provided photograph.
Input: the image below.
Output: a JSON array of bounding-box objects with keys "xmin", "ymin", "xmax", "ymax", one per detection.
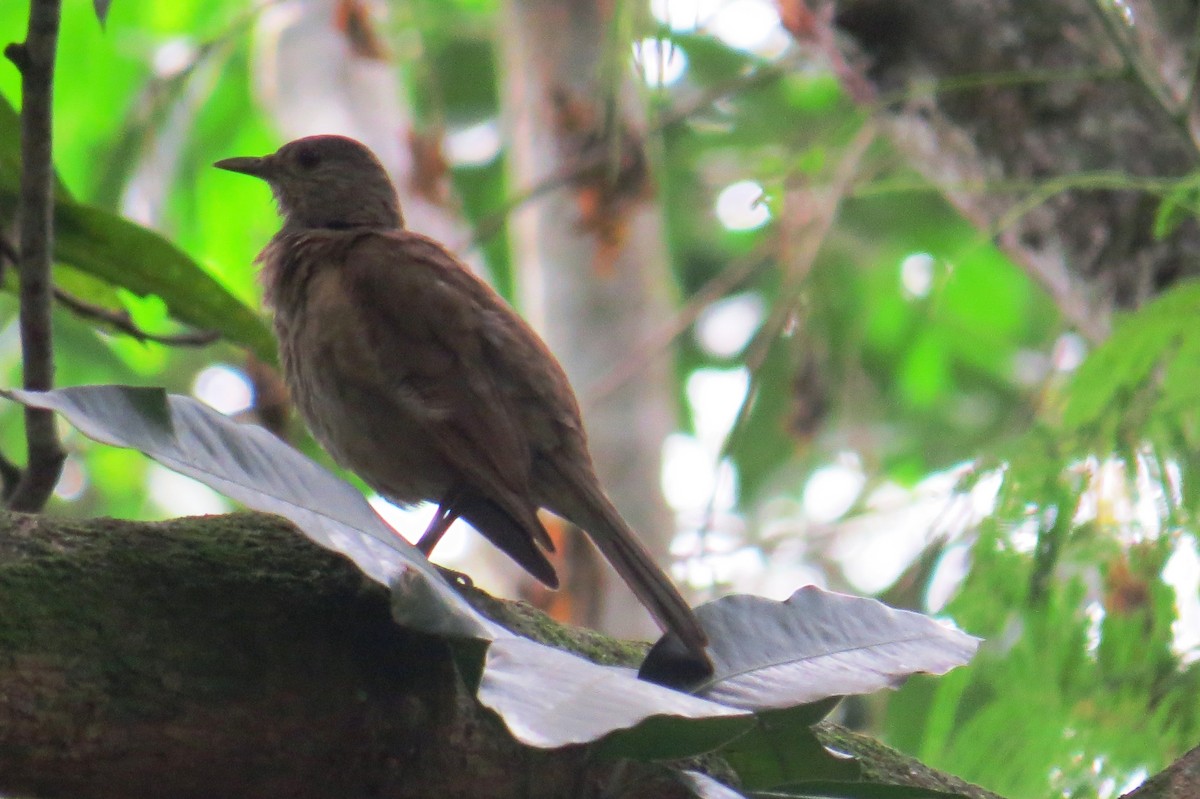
[
  {"xmin": 0, "ymin": 509, "xmax": 1019, "ymax": 799},
  {"xmin": 0, "ymin": 511, "xmax": 592, "ymax": 799},
  {"xmin": 1125, "ymin": 744, "xmax": 1200, "ymax": 799},
  {"xmin": 829, "ymin": 0, "xmax": 1200, "ymax": 338}
]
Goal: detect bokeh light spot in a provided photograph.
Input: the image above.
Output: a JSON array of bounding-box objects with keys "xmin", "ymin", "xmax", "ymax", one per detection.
[
  {"xmin": 633, "ymin": 38, "xmax": 688, "ymax": 86},
  {"xmin": 193, "ymin": 364, "xmax": 254, "ymax": 416},
  {"xmin": 716, "ymin": 180, "xmax": 770, "ymax": 231}
]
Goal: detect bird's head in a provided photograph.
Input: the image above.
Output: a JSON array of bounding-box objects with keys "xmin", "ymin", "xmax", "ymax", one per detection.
[{"xmin": 215, "ymin": 135, "xmax": 403, "ymax": 231}]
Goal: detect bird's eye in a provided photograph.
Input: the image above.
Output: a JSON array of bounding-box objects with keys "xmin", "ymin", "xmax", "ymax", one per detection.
[{"xmin": 295, "ymin": 147, "xmax": 322, "ymax": 170}]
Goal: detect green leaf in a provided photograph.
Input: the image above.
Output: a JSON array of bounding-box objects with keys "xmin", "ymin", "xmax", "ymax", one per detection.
[
  {"xmin": 0, "ymin": 91, "xmax": 274, "ymax": 361},
  {"xmin": 726, "ymin": 331, "xmax": 806, "ymax": 502},
  {"xmin": 0, "ymin": 90, "xmax": 72, "ymax": 201},
  {"xmin": 1061, "ymin": 279, "xmax": 1200, "ymax": 432},
  {"xmin": 50, "ymin": 202, "xmax": 276, "ymax": 361},
  {"xmin": 595, "ymin": 710, "xmax": 756, "ymax": 762},
  {"xmin": 50, "ymin": 264, "xmax": 124, "ymax": 310},
  {"xmin": 720, "ymin": 712, "xmax": 859, "ymax": 790},
  {"xmin": 1152, "ymin": 180, "xmax": 1200, "ymax": 240}
]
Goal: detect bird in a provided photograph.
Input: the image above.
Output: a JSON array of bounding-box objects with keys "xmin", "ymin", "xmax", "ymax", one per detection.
[{"xmin": 214, "ymin": 134, "xmax": 710, "ymax": 662}]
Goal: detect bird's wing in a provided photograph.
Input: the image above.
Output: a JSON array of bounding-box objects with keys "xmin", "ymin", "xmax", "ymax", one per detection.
[{"xmin": 340, "ymin": 230, "xmax": 551, "ymax": 547}]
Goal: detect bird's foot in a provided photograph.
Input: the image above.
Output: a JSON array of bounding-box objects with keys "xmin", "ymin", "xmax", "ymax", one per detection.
[{"xmin": 434, "ymin": 564, "xmax": 475, "ymax": 589}]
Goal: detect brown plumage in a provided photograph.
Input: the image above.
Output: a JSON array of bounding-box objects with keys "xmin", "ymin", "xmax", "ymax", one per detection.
[{"xmin": 215, "ymin": 134, "xmax": 709, "ymax": 660}]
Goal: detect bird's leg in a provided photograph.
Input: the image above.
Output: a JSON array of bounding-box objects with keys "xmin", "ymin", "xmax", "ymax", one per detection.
[
  {"xmin": 417, "ymin": 492, "xmax": 463, "ymax": 556},
  {"xmin": 417, "ymin": 491, "xmax": 473, "ymax": 586}
]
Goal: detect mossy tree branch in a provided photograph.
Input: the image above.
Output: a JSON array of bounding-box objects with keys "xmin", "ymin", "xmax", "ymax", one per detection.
[{"xmin": 1, "ymin": 510, "xmax": 1189, "ymax": 798}]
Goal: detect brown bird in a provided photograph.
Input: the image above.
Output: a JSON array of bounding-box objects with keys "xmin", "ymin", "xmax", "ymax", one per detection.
[{"xmin": 215, "ymin": 135, "xmax": 709, "ymax": 660}]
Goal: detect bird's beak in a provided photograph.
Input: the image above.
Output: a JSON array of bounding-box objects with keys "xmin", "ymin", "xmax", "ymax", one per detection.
[{"xmin": 213, "ymin": 154, "xmax": 274, "ymax": 179}]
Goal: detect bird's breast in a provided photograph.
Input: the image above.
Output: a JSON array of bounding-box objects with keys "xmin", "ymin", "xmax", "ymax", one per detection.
[{"xmin": 271, "ymin": 246, "xmax": 455, "ymax": 506}]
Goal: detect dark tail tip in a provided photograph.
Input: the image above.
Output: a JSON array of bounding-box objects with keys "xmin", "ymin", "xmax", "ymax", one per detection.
[{"xmin": 458, "ymin": 496, "xmax": 559, "ymax": 588}]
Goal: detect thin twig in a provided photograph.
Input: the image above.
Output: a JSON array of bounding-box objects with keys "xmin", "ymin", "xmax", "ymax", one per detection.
[
  {"xmin": 51, "ymin": 288, "xmax": 221, "ymax": 348},
  {"xmin": 874, "ymin": 64, "xmax": 1126, "ymax": 110},
  {"xmin": 4, "ymin": 0, "xmax": 66, "ymax": 512},
  {"xmin": 5, "ymin": 227, "xmax": 215, "ymax": 349},
  {"xmin": 986, "ymin": 187, "xmax": 1112, "ymax": 343},
  {"xmin": 2, "ymin": 230, "xmax": 217, "ymax": 348},
  {"xmin": 464, "ymin": 59, "xmax": 796, "ymax": 251},
  {"xmin": 582, "ymin": 251, "xmax": 772, "ymax": 407},
  {"xmin": 470, "ymin": 49, "xmax": 1127, "ymax": 256},
  {"xmin": 696, "ymin": 119, "xmax": 878, "ymax": 537},
  {"xmin": 818, "ymin": 8, "xmax": 1119, "ymax": 343},
  {"xmin": 722, "ymin": 120, "xmax": 879, "ymax": 461},
  {"xmin": 1085, "ymin": 0, "xmax": 1196, "ymax": 147}
]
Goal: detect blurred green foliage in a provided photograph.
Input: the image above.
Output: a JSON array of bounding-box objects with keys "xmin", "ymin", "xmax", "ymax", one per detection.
[{"xmin": 1, "ymin": 2, "xmax": 1198, "ymax": 797}]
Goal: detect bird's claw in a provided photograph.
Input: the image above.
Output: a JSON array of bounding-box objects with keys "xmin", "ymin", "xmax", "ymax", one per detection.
[{"xmin": 435, "ymin": 564, "xmax": 475, "ymax": 588}]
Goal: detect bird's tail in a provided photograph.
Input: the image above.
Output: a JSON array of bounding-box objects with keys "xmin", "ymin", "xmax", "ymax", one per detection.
[
  {"xmin": 459, "ymin": 494, "xmax": 560, "ymax": 589},
  {"xmin": 556, "ymin": 483, "xmax": 710, "ymax": 663}
]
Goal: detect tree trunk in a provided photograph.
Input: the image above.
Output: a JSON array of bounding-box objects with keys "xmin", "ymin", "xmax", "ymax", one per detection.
[
  {"xmin": 829, "ymin": 0, "xmax": 1200, "ymax": 339},
  {"xmin": 499, "ymin": 0, "xmax": 682, "ymax": 638}
]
